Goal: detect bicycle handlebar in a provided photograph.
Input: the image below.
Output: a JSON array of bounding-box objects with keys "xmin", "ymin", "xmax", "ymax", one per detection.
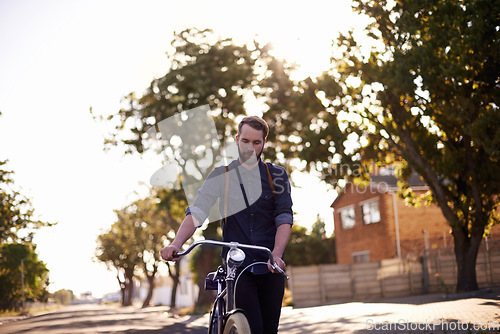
[
  {"xmin": 174, "ymin": 240, "xmax": 289, "ymax": 279},
  {"xmin": 176, "ymin": 240, "xmax": 275, "ymax": 262}
]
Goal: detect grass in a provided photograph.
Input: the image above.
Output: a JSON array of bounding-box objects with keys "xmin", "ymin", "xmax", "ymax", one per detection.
[{"xmin": 0, "ymin": 303, "xmax": 62, "ymax": 318}]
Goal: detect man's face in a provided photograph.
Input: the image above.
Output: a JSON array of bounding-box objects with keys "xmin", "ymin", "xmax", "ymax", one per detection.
[{"xmin": 236, "ymin": 124, "xmax": 265, "ymax": 163}]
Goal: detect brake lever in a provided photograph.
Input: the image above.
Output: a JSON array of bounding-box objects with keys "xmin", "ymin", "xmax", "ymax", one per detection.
[{"xmin": 272, "ymin": 262, "xmax": 289, "ymax": 280}]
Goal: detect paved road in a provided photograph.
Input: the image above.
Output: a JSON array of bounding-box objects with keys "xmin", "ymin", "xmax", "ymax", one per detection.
[
  {"xmin": 0, "ymin": 304, "xmax": 208, "ymax": 334},
  {"xmin": 1, "ymin": 289, "xmax": 499, "ymax": 333},
  {"xmin": 278, "ymin": 288, "xmax": 500, "ymax": 333}
]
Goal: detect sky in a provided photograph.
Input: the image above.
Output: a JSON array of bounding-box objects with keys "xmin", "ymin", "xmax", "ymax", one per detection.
[{"xmin": 0, "ymin": 0, "xmax": 364, "ymax": 297}]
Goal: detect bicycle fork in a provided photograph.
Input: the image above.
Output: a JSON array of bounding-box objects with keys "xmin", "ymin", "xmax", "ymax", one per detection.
[{"xmin": 211, "ymin": 267, "xmax": 226, "ymax": 334}]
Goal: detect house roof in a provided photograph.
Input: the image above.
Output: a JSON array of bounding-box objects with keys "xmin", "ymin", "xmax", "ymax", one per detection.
[
  {"xmin": 370, "ymin": 173, "xmax": 427, "ymax": 189},
  {"xmin": 331, "ymin": 173, "xmax": 428, "ymax": 208}
]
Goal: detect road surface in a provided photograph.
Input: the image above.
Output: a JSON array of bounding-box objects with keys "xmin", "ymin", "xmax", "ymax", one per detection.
[{"xmin": 1, "ymin": 288, "xmax": 499, "ymax": 333}]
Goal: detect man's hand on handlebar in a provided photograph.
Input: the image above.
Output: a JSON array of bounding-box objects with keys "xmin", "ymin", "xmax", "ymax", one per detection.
[
  {"xmin": 160, "ymin": 245, "xmax": 181, "ymax": 262},
  {"xmin": 267, "ymin": 256, "xmax": 286, "ymax": 274}
]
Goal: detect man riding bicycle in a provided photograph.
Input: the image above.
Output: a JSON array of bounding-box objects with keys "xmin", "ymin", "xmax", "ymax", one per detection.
[{"xmin": 161, "ymin": 116, "xmax": 293, "ymax": 334}]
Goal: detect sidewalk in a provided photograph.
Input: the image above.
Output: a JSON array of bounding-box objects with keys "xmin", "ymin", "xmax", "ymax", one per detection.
[
  {"xmin": 0, "ymin": 307, "xmax": 60, "ymax": 326},
  {"xmin": 0, "ymin": 315, "xmax": 28, "ymax": 326},
  {"xmin": 278, "ymin": 288, "xmax": 500, "ymax": 333}
]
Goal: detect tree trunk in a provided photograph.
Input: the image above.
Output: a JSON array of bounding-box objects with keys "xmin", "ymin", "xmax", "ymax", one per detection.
[
  {"xmin": 141, "ymin": 262, "xmax": 158, "ymax": 308},
  {"xmin": 194, "ymin": 245, "xmax": 218, "ymax": 312},
  {"xmin": 452, "ymin": 226, "xmax": 482, "ymax": 292},
  {"xmin": 194, "ymin": 223, "xmax": 221, "ymax": 312},
  {"xmin": 169, "ymin": 261, "xmax": 180, "ymax": 309},
  {"xmin": 142, "ymin": 275, "xmax": 155, "ymax": 308},
  {"xmin": 117, "ymin": 274, "xmax": 126, "ymax": 305},
  {"xmin": 123, "ymin": 268, "xmax": 134, "ymax": 306}
]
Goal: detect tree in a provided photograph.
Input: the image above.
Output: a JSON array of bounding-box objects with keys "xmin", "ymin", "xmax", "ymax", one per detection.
[
  {"xmin": 0, "ymin": 243, "xmax": 49, "ymax": 311},
  {"xmin": 96, "ymin": 188, "xmax": 187, "ymax": 308},
  {"xmin": 308, "ymin": 218, "xmax": 336, "ymax": 264},
  {"xmin": 0, "ymin": 159, "xmax": 52, "ymax": 311},
  {"xmin": 128, "ymin": 189, "xmax": 186, "ymax": 308},
  {"xmin": 188, "ymin": 223, "xmax": 222, "ymax": 313},
  {"xmin": 99, "ymin": 28, "xmax": 290, "ymax": 310},
  {"xmin": 103, "ymin": 28, "xmax": 258, "ymax": 154},
  {"xmin": 279, "ymin": 0, "xmax": 500, "ymax": 292},
  {"xmin": 0, "ymin": 160, "xmax": 51, "ymax": 244},
  {"xmin": 285, "ymin": 217, "xmax": 336, "ymax": 266},
  {"xmin": 96, "ymin": 217, "xmax": 139, "ymax": 306},
  {"xmin": 126, "ymin": 196, "xmax": 161, "ymax": 308},
  {"xmin": 52, "ymin": 289, "xmax": 75, "ymax": 305}
]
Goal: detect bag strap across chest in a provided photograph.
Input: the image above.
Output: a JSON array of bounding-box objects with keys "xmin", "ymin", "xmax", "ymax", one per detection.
[
  {"xmin": 264, "ymin": 162, "xmax": 276, "ymax": 201},
  {"xmin": 223, "ymin": 162, "xmax": 276, "ymax": 224}
]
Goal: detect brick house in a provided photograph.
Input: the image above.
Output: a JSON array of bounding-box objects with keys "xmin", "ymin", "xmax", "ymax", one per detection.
[
  {"xmin": 332, "ymin": 168, "xmax": 500, "ymax": 264},
  {"xmin": 332, "ymin": 169, "xmax": 452, "ymax": 264}
]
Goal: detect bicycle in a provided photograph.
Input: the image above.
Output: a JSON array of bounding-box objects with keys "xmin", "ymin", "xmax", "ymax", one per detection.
[{"xmin": 174, "ymin": 239, "xmax": 289, "ymax": 334}]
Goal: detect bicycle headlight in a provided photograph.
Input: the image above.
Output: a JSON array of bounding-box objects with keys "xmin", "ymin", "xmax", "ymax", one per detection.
[{"xmin": 227, "ymin": 247, "xmax": 246, "ymax": 267}]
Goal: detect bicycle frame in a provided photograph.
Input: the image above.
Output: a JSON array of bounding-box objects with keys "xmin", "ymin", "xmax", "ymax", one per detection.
[{"xmin": 175, "ymin": 240, "xmax": 288, "ymax": 334}]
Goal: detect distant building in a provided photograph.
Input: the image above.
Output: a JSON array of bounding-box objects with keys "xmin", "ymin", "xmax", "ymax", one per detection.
[
  {"xmin": 331, "ymin": 167, "xmax": 500, "ymax": 264},
  {"xmin": 72, "ymin": 291, "xmax": 101, "ymax": 305},
  {"xmin": 101, "ymin": 291, "xmax": 121, "ymax": 304}
]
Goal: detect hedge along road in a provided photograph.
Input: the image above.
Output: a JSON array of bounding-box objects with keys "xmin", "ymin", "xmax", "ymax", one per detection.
[{"xmin": 1, "ymin": 288, "xmax": 500, "ymax": 333}]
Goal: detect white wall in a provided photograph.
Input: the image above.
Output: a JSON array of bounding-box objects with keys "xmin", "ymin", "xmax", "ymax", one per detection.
[{"xmin": 140, "ymin": 273, "xmax": 200, "ymax": 307}]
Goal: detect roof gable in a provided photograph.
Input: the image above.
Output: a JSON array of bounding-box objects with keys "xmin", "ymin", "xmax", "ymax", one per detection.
[{"xmin": 331, "ymin": 173, "xmax": 428, "ymax": 208}]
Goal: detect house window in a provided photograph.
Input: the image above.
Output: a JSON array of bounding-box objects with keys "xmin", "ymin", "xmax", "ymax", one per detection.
[
  {"xmin": 361, "ymin": 199, "xmax": 380, "ymax": 225},
  {"xmin": 338, "ymin": 205, "xmax": 355, "ymax": 230},
  {"xmin": 352, "ymin": 250, "xmax": 370, "ymax": 263}
]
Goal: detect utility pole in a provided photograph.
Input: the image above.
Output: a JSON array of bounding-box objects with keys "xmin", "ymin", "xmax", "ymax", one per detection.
[
  {"xmin": 21, "ymin": 259, "xmax": 25, "ymax": 314},
  {"xmin": 422, "ymin": 230, "xmax": 429, "ymax": 294},
  {"xmin": 391, "ymin": 192, "xmax": 402, "ymax": 258}
]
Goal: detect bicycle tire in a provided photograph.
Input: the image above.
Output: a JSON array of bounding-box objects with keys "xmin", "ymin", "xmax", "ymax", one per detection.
[{"xmin": 223, "ymin": 312, "xmax": 251, "ymax": 334}]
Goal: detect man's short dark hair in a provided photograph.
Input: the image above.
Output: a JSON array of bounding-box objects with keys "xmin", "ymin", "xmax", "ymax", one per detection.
[{"xmin": 238, "ymin": 116, "xmax": 269, "ymax": 140}]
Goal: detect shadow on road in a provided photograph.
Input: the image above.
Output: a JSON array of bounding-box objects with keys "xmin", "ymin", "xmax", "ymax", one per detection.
[
  {"xmin": 364, "ymin": 287, "xmax": 499, "ymax": 305},
  {"xmin": 98, "ymin": 323, "xmax": 206, "ymax": 334},
  {"xmin": 2, "ymin": 289, "xmax": 499, "ymax": 334},
  {"xmin": 0, "ymin": 305, "xmax": 208, "ymax": 334}
]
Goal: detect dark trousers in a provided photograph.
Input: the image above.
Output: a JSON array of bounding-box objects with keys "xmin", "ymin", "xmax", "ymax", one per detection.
[{"xmin": 234, "ymin": 271, "xmax": 285, "ymax": 334}]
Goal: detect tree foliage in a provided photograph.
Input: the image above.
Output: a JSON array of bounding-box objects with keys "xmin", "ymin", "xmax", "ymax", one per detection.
[
  {"xmin": 129, "ymin": 189, "xmax": 186, "ymax": 308},
  {"xmin": 100, "ymin": 27, "xmax": 298, "ymax": 309},
  {"xmin": 104, "ymin": 28, "xmax": 260, "ymax": 155},
  {"xmin": 0, "ymin": 243, "xmax": 49, "ymax": 311},
  {"xmin": 285, "ymin": 218, "xmax": 336, "ymax": 266},
  {"xmin": 96, "ymin": 213, "xmax": 139, "ymax": 306},
  {"xmin": 0, "ymin": 160, "xmax": 51, "ymax": 244},
  {"xmin": 51, "ymin": 289, "xmax": 75, "ymax": 305},
  {"xmin": 95, "ymin": 188, "xmax": 186, "ymax": 307},
  {"xmin": 278, "ymin": 0, "xmax": 499, "ymax": 292},
  {"xmin": 0, "ymin": 159, "xmax": 52, "ymax": 311}
]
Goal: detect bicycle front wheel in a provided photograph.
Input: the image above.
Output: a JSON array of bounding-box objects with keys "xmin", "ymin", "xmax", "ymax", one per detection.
[{"xmin": 223, "ymin": 312, "xmax": 251, "ymax": 334}]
